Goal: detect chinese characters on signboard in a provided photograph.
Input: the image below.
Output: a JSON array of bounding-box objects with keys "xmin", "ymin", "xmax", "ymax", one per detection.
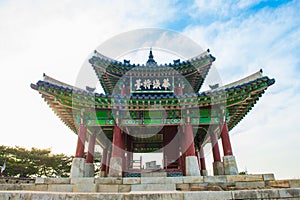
[{"xmin": 131, "ymin": 77, "xmax": 174, "ymax": 93}]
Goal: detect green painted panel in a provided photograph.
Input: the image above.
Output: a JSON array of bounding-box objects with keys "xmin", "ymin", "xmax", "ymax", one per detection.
[
  {"xmin": 200, "ymin": 117, "xmax": 211, "ymax": 124},
  {"xmin": 96, "ymin": 110, "xmax": 108, "ymax": 118},
  {"xmin": 143, "ymin": 119, "xmax": 162, "ymax": 125},
  {"xmin": 200, "ymin": 109, "xmax": 210, "ymax": 117},
  {"xmin": 143, "ymin": 110, "xmax": 162, "ymax": 119}
]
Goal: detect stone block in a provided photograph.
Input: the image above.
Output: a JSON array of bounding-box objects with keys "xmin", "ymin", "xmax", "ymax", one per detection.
[
  {"xmin": 95, "ymin": 177, "xmax": 123, "ymax": 184},
  {"xmin": 184, "ymin": 191, "xmax": 232, "ymax": 200},
  {"xmin": 35, "ymin": 177, "xmax": 45, "ymax": 184},
  {"xmin": 33, "ymin": 184, "xmax": 48, "ymax": 191},
  {"xmin": 141, "ymin": 177, "xmax": 182, "ymax": 184},
  {"xmin": 289, "ymin": 179, "xmax": 300, "ymax": 188},
  {"xmin": 266, "ymin": 180, "xmax": 290, "ymax": 188},
  {"xmin": 185, "ymin": 156, "xmax": 201, "ymax": 176},
  {"xmin": 235, "ymin": 181, "xmax": 265, "ymax": 188},
  {"xmin": 226, "ymin": 174, "xmax": 263, "ymax": 182},
  {"xmin": 0, "ymin": 184, "xmax": 36, "ymax": 191},
  {"xmin": 190, "ymin": 183, "xmax": 209, "ymax": 190},
  {"xmin": 119, "ymin": 184, "xmax": 131, "ymax": 192},
  {"xmin": 232, "ymin": 190, "xmax": 264, "ymax": 199},
  {"xmin": 204, "ymin": 176, "xmax": 227, "ymax": 183},
  {"xmin": 73, "ymin": 183, "xmax": 97, "ymax": 192},
  {"xmin": 124, "ymin": 192, "xmax": 183, "ymax": 200},
  {"xmin": 70, "ymin": 157, "xmax": 85, "ymax": 178},
  {"xmin": 123, "ymin": 178, "xmax": 141, "ymax": 184},
  {"xmin": 213, "ymin": 161, "xmax": 224, "ymax": 175},
  {"xmin": 183, "ymin": 176, "xmax": 203, "ymax": 184},
  {"xmin": 71, "ymin": 177, "xmax": 94, "ymax": 184},
  {"xmin": 131, "ymin": 183, "xmax": 176, "ymax": 191},
  {"xmin": 108, "ymin": 157, "xmax": 123, "ymax": 177},
  {"xmin": 47, "ymin": 184, "xmax": 73, "ymax": 192},
  {"xmin": 223, "ymin": 156, "xmax": 238, "ymax": 175},
  {"xmin": 278, "ymin": 188, "xmax": 300, "ymax": 198},
  {"xmin": 262, "ymin": 173, "xmax": 275, "ymax": 181},
  {"xmin": 176, "ymin": 183, "xmax": 190, "ymax": 191},
  {"xmin": 141, "ymin": 172, "xmax": 167, "ymax": 177},
  {"xmin": 77, "ymin": 193, "xmax": 124, "ymax": 200},
  {"xmin": 36, "ymin": 177, "xmax": 71, "ymax": 184},
  {"xmin": 98, "ymin": 184, "xmax": 119, "ymax": 192},
  {"xmin": 84, "ymin": 163, "xmax": 95, "ymax": 177}
]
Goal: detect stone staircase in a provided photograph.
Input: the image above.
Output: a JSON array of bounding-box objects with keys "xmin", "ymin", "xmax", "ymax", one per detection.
[{"xmin": 131, "ymin": 172, "xmax": 177, "ymax": 191}]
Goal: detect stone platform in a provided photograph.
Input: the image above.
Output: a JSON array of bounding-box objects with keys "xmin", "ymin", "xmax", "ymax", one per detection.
[
  {"xmin": 0, "ymin": 189, "xmax": 300, "ymax": 200},
  {"xmin": 0, "ymin": 175, "xmax": 300, "ymax": 199}
]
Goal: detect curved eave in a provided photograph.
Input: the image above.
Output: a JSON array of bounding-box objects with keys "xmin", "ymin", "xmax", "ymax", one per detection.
[
  {"xmin": 31, "ymin": 83, "xmax": 78, "ymax": 134},
  {"xmin": 31, "ymin": 73, "xmax": 274, "ymax": 119}
]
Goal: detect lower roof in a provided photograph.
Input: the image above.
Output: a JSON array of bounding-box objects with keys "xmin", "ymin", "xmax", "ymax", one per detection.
[{"xmin": 31, "ymin": 70, "xmax": 275, "ymax": 150}]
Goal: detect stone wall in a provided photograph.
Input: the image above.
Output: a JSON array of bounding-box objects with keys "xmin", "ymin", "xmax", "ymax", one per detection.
[{"xmin": 0, "ymin": 175, "xmax": 300, "ymax": 199}]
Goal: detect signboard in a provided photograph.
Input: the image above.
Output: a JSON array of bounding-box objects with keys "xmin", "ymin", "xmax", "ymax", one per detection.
[{"xmin": 130, "ymin": 76, "xmax": 174, "ymax": 93}]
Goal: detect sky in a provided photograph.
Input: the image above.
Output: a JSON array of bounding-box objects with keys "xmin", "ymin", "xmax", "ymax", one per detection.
[{"xmin": 0, "ymin": 0, "xmax": 299, "ymax": 179}]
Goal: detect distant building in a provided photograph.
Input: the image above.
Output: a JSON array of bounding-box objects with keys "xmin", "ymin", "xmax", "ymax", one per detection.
[{"xmin": 145, "ymin": 161, "xmax": 161, "ymax": 170}]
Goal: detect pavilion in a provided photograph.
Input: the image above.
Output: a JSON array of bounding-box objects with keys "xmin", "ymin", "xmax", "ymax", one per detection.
[{"xmin": 31, "ymin": 49, "xmax": 275, "ymax": 177}]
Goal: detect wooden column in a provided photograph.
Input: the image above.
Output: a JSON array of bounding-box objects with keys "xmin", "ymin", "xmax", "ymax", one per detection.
[
  {"xmin": 163, "ymin": 126, "xmax": 180, "ymax": 169},
  {"xmin": 183, "ymin": 124, "xmax": 196, "ymax": 157},
  {"xmin": 106, "ymin": 151, "xmax": 111, "ymax": 174},
  {"xmin": 86, "ymin": 132, "xmax": 96, "ymax": 163},
  {"xmin": 220, "ymin": 123, "xmax": 233, "ymax": 156},
  {"xmin": 111, "ymin": 126, "xmax": 123, "ymax": 158},
  {"xmin": 127, "ymin": 134, "xmax": 133, "ymax": 170},
  {"xmin": 209, "ymin": 129, "xmax": 221, "ymax": 162},
  {"xmin": 101, "ymin": 148, "xmax": 108, "ymax": 173},
  {"xmin": 75, "ymin": 118, "xmax": 86, "ymax": 158}
]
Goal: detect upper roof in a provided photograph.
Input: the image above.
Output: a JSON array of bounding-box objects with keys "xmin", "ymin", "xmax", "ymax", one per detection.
[{"xmin": 89, "ymin": 49, "xmax": 215, "ymax": 94}]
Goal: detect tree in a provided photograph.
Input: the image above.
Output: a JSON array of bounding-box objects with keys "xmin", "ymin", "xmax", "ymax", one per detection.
[{"xmin": 0, "ymin": 145, "xmax": 73, "ymax": 178}]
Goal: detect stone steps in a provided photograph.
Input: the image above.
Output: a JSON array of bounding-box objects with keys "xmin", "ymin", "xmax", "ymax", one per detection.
[
  {"xmin": 131, "ymin": 183, "xmax": 176, "ymax": 191},
  {"xmin": 1, "ymin": 188, "xmax": 300, "ymax": 200}
]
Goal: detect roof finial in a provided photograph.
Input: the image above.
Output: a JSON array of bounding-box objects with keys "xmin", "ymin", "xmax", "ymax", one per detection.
[{"xmin": 146, "ymin": 48, "xmax": 156, "ymax": 66}]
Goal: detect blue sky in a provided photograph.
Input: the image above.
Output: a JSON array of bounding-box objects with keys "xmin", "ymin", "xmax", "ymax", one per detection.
[{"xmin": 0, "ymin": 0, "xmax": 299, "ymax": 179}]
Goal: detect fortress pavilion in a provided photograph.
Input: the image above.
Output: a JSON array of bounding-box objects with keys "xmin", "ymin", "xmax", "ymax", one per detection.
[{"xmin": 31, "ymin": 49, "xmax": 275, "ymax": 178}]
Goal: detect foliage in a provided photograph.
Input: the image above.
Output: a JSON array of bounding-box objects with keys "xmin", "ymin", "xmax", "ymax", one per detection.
[{"xmin": 0, "ymin": 145, "xmax": 73, "ymax": 178}]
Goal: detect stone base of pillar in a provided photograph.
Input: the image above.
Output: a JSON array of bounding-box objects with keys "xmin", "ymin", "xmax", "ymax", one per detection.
[
  {"xmin": 185, "ymin": 156, "xmax": 201, "ymax": 176},
  {"xmin": 84, "ymin": 163, "xmax": 95, "ymax": 177},
  {"xmin": 108, "ymin": 157, "xmax": 123, "ymax": 177},
  {"xmin": 100, "ymin": 171, "xmax": 107, "ymax": 177},
  {"xmin": 201, "ymin": 170, "xmax": 208, "ymax": 176},
  {"xmin": 213, "ymin": 161, "xmax": 224, "ymax": 176},
  {"xmin": 223, "ymin": 155, "xmax": 238, "ymax": 175},
  {"xmin": 70, "ymin": 158, "xmax": 85, "ymax": 178}
]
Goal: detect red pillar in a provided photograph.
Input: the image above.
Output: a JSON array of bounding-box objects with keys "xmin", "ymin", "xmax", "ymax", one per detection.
[
  {"xmin": 163, "ymin": 126, "xmax": 180, "ymax": 169},
  {"xmin": 180, "ymin": 124, "xmax": 196, "ymax": 175},
  {"xmin": 111, "ymin": 126, "xmax": 123, "ymax": 158},
  {"xmin": 86, "ymin": 133, "xmax": 96, "ymax": 163},
  {"xmin": 75, "ymin": 119, "xmax": 86, "ymax": 158},
  {"xmin": 199, "ymin": 146, "xmax": 206, "ymax": 170},
  {"xmin": 220, "ymin": 123, "xmax": 233, "ymax": 156},
  {"xmin": 209, "ymin": 129, "xmax": 221, "ymax": 162},
  {"xmin": 106, "ymin": 151, "xmax": 111, "ymax": 174},
  {"xmin": 182, "ymin": 124, "xmax": 196, "ymax": 157},
  {"xmin": 101, "ymin": 148, "xmax": 108, "ymax": 173},
  {"xmin": 127, "ymin": 135, "xmax": 132, "ymax": 170}
]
